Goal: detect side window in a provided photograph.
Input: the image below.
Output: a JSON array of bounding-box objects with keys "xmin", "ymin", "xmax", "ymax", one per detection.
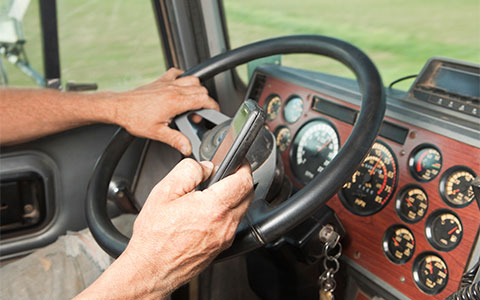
[
  {"xmin": 57, "ymin": 1, "xmax": 165, "ymax": 91},
  {"xmin": 0, "ymin": 0, "xmax": 43, "ymax": 87},
  {"xmin": 1, "ymin": 0, "xmax": 165, "ymax": 91}
]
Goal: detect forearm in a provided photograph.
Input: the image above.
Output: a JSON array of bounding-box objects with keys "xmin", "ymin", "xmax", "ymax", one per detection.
[
  {"xmin": 74, "ymin": 248, "xmax": 171, "ymax": 300},
  {"xmin": 0, "ymin": 88, "xmax": 118, "ymax": 145}
]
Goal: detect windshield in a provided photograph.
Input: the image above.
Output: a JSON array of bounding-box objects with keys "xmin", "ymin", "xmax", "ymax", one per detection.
[{"xmin": 223, "ymin": 0, "xmax": 480, "ymax": 90}]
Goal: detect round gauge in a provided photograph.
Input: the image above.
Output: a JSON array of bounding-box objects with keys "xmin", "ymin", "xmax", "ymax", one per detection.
[
  {"xmin": 339, "ymin": 141, "xmax": 399, "ymax": 216},
  {"xmin": 283, "ymin": 96, "xmax": 304, "ymax": 124},
  {"xmin": 383, "ymin": 225, "xmax": 415, "ymax": 264},
  {"xmin": 439, "ymin": 166, "xmax": 477, "ymax": 208},
  {"xmin": 290, "ymin": 119, "xmax": 340, "ymax": 184},
  {"xmin": 408, "ymin": 145, "xmax": 443, "ymax": 182},
  {"xmin": 395, "ymin": 185, "xmax": 428, "ymax": 224},
  {"xmin": 264, "ymin": 95, "xmax": 282, "ymax": 121},
  {"xmin": 425, "ymin": 209, "xmax": 463, "ymax": 251},
  {"xmin": 275, "ymin": 126, "xmax": 292, "ymax": 152},
  {"xmin": 412, "ymin": 252, "xmax": 448, "ymax": 295}
]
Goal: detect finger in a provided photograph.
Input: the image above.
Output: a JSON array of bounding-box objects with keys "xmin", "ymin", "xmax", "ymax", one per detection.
[
  {"xmin": 154, "ymin": 158, "xmax": 214, "ymax": 201},
  {"xmin": 172, "ymin": 94, "xmax": 220, "ymax": 115},
  {"xmin": 160, "ymin": 68, "xmax": 184, "ymax": 81},
  {"xmin": 173, "ymin": 76, "xmax": 201, "ymax": 87},
  {"xmin": 177, "ymin": 85, "xmax": 209, "ymax": 95},
  {"xmin": 204, "ymin": 163, "xmax": 253, "ymax": 209},
  {"xmin": 152, "ymin": 125, "xmax": 192, "ymax": 156},
  {"xmin": 191, "ymin": 113, "xmax": 202, "ymax": 123}
]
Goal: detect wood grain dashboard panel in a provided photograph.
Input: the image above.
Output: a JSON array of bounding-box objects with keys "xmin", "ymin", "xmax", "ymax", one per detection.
[{"xmin": 257, "ymin": 76, "xmax": 480, "ymax": 300}]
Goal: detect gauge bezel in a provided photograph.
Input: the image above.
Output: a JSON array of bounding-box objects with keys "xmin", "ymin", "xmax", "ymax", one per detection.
[
  {"xmin": 412, "ymin": 251, "xmax": 449, "ymax": 295},
  {"xmin": 263, "ymin": 94, "xmax": 282, "ymax": 122},
  {"xmin": 395, "ymin": 184, "xmax": 429, "ymax": 224},
  {"xmin": 338, "ymin": 140, "xmax": 399, "ymax": 216},
  {"xmin": 382, "ymin": 224, "xmax": 415, "ymax": 264},
  {"xmin": 439, "ymin": 165, "xmax": 477, "ymax": 208},
  {"xmin": 283, "ymin": 95, "xmax": 304, "ymax": 124},
  {"xmin": 425, "ymin": 208, "xmax": 463, "ymax": 252},
  {"xmin": 274, "ymin": 125, "xmax": 292, "ymax": 152},
  {"xmin": 289, "ymin": 118, "xmax": 340, "ymax": 185},
  {"xmin": 408, "ymin": 144, "xmax": 443, "ymax": 182}
]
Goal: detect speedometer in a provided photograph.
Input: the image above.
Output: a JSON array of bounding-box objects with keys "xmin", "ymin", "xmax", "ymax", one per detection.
[
  {"xmin": 290, "ymin": 119, "xmax": 340, "ymax": 184},
  {"xmin": 339, "ymin": 141, "xmax": 398, "ymax": 216}
]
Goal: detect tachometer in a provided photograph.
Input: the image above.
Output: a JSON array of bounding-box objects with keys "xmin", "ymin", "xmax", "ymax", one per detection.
[
  {"xmin": 290, "ymin": 119, "xmax": 340, "ymax": 184},
  {"xmin": 339, "ymin": 141, "xmax": 398, "ymax": 216}
]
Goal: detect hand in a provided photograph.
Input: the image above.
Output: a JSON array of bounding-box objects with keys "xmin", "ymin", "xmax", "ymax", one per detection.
[
  {"xmin": 114, "ymin": 68, "xmax": 219, "ymax": 155},
  {"xmin": 76, "ymin": 158, "xmax": 253, "ymax": 300}
]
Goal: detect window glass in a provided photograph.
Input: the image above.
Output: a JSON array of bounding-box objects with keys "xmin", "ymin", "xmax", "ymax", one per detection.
[
  {"xmin": 224, "ymin": 0, "xmax": 480, "ymax": 90},
  {"xmin": 57, "ymin": 1, "xmax": 165, "ymax": 91},
  {"xmin": 1, "ymin": 0, "xmax": 43, "ymax": 87},
  {"xmin": 1, "ymin": 1, "xmax": 165, "ymax": 91}
]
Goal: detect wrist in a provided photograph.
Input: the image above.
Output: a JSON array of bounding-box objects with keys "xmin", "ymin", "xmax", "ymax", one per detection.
[
  {"xmin": 86, "ymin": 91, "xmax": 121, "ymax": 125},
  {"xmin": 75, "ymin": 248, "xmax": 170, "ymax": 300}
]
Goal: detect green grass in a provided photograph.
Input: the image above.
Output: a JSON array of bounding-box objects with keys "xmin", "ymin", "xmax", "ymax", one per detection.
[
  {"xmin": 224, "ymin": 0, "xmax": 480, "ymax": 90},
  {"xmin": 4, "ymin": 0, "xmax": 480, "ymax": 91}
]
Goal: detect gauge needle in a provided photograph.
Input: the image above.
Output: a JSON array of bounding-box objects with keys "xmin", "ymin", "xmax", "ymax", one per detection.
[
  {"xmin": 405, "ymin": 198, "xmax": 413, "ymax": 207},
  {"xmin": 369, "ymin": 155, "xmax": 383, "ymax": 176},
  {"xmin": 392, "ymin": 237, "xmax": 400, "ymax": 247},
  {"xmin": 428, "ymin": 262, "xmax": 433, "ymax": 274},
  {"xmin": 448, "ymin": 226, "xmax": 458, "ymax": 234},
  {"xmin": 449, "ymin": 189, "xmax": 460, "ymax": 195},
  {"xmin": 317, "ymin": 140, "xmax": 332, "ymax": 152}
]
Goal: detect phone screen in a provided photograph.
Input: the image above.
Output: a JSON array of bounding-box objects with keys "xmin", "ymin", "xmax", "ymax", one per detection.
[{"xmin": 203, "ymin": 100, "xmax": 264, "ymax": 188}]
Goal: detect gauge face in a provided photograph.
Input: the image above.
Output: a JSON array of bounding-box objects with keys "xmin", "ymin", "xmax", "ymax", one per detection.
[
  {"xmin": 339, "ymin": 141, "xmax": 398, "ymax": 216},
  {"xmin": 275, "ymin": 126, "xmax": 292, "ymax": 152},
  {"xmin": 283, "ymin": 96, "xmax": 304, "ymax": 124},
  {"xmin": 412, "ymin": 252, "xmax": 448, "ymax": 295},
  {"xmin": 408, "ymin": 145, "xmax": 443, "ymax": 182},
  {"xmin": 290, "ymin": 120, "xmax": 340, "ymax": 184},
  {"xmin": 425, "ymin": 209, "xmax": 463, "ymax": 251},
  {"xmin": 383, "ymin": 225, "xmax": 415, "ymax": 264},
  {"xmin": 439, "ymin": 166, "xmax": 477, "ymax": 208},
  {"xmin": 264, "ymin": 95, "xmax": 282, "ymax": 121},
  {"xmin": 396, "ymin": 185, "xmax": 428, "ymax": 224}
]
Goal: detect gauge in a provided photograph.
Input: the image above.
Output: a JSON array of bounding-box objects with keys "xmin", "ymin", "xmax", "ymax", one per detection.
[
  {"xmin": 412, "ymin": 252, "xmax": 448, "ymax": 295},
  {"xmin": 290, "ymin": 119, "xmax": 340, "ymax": 184},
  {"xmin": 283, "ymin": 96, "xmax": 304, "ymax": 124},
  {"xmin": 425, "ymin": 209, "xmax": 463, "ymax": 251},
  {"xmin": 383, "ymin": 225, "xmax": 415, "ymax": 264},
  {"xmin": 339, "ymin": 141, "xmax": 398, "ymax": 216},
  {"xmin": 264, "ymin": 95, "xmax": 282, "ymax": 121},
  {"xmin": 395, "ymin": 185, "xmax": 428, "ymax": 224},
  {"xmin": 275, "ymin": 126, "xmax": 292, "ymax": 152},
  {"xmin": 439, "ymin": 166, "xmax": 477, "ymax": 208},
  {"xmin": 408, "ymin": 145, "xmax": 442, "ymax": 182}
]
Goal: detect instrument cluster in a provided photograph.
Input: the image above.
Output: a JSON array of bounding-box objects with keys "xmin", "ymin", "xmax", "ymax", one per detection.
[{"xmin": 255, "ymin": 73, "xmax": 479, "ymax": 299}]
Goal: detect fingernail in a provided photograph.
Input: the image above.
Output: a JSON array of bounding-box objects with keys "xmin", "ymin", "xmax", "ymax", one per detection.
[
  {"xmin": 181, "ymin": 145, "xmax": 191, "ymax": 155},
  {"xmin": 200, "ymin": 161, "xmax": 213, "ymax": 170}
]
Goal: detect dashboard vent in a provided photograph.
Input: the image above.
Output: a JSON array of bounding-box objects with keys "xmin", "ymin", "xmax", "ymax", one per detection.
[{"xmin": 247, "ymin": 73, "xmax": 267, "ymax": 102}]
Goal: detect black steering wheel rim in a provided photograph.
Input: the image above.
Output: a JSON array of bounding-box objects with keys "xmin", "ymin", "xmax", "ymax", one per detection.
[{"xmin": 86, "ymin": 35, "xmax": 385, "ymax": 259}]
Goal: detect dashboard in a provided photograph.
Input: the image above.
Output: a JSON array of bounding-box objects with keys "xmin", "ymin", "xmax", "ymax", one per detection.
[{"xmin": 246, "ymin": 63, "xmax": 480, "ymax": 299}]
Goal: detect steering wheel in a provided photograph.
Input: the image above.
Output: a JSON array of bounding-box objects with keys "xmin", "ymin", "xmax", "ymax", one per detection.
[{"xmin": 86, "ymin": 35, "xmax": 385, "ymax": 259}]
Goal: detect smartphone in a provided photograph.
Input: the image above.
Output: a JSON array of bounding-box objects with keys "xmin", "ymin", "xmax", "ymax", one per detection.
[{"xmin": 201, "ymin": 99, "xmax": 265, "ymax": 189}]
